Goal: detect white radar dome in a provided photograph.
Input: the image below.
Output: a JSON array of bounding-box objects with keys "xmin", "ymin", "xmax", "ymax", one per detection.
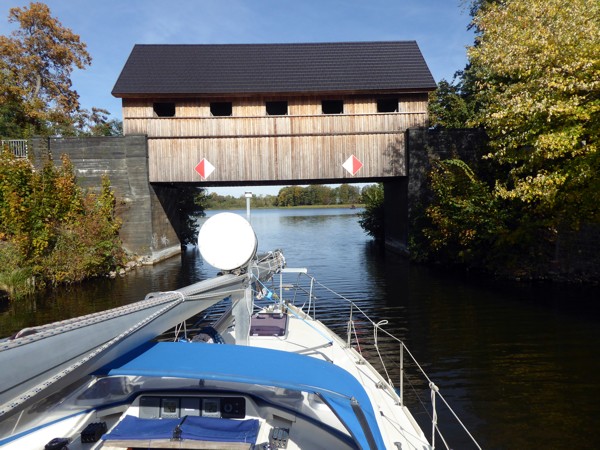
[{"xmin": 198, "ymin": 212, "xmax": 257, "ymax": 271}]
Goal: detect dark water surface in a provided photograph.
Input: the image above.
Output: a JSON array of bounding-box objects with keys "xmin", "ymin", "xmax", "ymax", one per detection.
[{"xmin": 1, "ymin": 208, "xmax": 599, "ymax": 449}]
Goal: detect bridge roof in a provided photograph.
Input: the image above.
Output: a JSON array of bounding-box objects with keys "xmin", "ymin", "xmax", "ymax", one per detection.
[{"xmin": 112, "ymin": 41, "xmax": 436, "ymax": 97}]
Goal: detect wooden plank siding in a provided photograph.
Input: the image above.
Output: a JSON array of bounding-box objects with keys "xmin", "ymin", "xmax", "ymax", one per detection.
[{"xmin": 122, "ymin": 95, "xmax": 428, "ymax": 183}]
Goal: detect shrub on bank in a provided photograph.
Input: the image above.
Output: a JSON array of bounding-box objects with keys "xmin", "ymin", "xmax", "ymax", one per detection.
[
  {"xmin": 0, "ymin": 148, "xmax": 125, "ymax": 298},
  {"xmin": 358, "ymin": 183, "xmax": 384, "ymax": 241}
]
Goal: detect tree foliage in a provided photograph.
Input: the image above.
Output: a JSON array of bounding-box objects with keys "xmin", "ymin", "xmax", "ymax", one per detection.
[
  {"xmin": 468, "ymin": 0, "xmax": 600, "ymax": 230},
  {"xmin": 175, "ymin": 186, "xmax": 206, "ymax": 246},
  {"xmin": 275, "ymin": 184, "xmax": 361, "ymax": 207},
  {"xmin": 428, "ymin": 79, "xmax": 472, "ymax": 128},
  {"xmin": 422, "ymin": 159, "xmax": 507, "ymax": 264},
  {"xmin": 203, "ymin": 192, "xmax": 277, "ymax": 210},
  {"xmin": 411, "ymin": 0, "xmax": 600, "ymax": 278},
  {"xmin": 0, "ymin": 148, "xmax": 125, "ymax": 297},
  {"xmin": 202, "ymin": 184, "xmax": 363, "ymax": 210},
  {"xmin": 0, "ymin": 2, "xmax": 121, "ymax": 137},
  {"xmin": 358, "ymin": 183, "xmax": 384, "ymax": 241}
]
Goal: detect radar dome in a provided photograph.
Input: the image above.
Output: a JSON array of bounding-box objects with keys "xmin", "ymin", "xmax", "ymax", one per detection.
[{"xmin": 197, "ymin": 213, "xmax": 257, "ymax": 271}]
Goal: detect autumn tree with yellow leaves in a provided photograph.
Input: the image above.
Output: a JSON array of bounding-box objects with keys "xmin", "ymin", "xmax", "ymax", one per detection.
[
  {"xmin": 0, "ymin": 3, "xmax": 125, "ymax": 298},
  {"xmin": 0, "ymin": 2, "xmax": 120, "ymax": 137},
  {"xmin": 469, "ymin": 0, "xmax": 600, "ymax": 229},
  {"xmin": 418, "ymin": 0, "xmax": 600, "ymax": 277}
]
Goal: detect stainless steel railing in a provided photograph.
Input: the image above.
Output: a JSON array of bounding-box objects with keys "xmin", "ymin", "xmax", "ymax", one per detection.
[
  {"xmin": 1, "ymin": 139, "xmax": 28, "ymax": 158},
  {"xmin": 275, "ymin": 270, "xmax": 482, "ymax": 450}
]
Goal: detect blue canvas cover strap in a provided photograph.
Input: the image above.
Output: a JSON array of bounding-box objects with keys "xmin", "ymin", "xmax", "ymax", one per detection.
[{"xmin": 102, "ymin": 415, "xmax": 259, "ymax": 443}]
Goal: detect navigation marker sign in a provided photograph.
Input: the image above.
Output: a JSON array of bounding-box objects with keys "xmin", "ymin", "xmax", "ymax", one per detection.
[
  {"xmin": 195, "ymin": 158, "xmax": 215, "ymax": 179},
  {"xmin": 342, "ymin": 155, "xmax": 363, "ymax": 176}
]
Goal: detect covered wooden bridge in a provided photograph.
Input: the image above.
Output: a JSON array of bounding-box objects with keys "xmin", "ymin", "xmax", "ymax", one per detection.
[
  {"xmin": 107, "ymin": 41, "xmax": 436, "ymax": 258},
  {"xmin": 112, "ymin": 41, "xmax": 435, "ymax": 185}
]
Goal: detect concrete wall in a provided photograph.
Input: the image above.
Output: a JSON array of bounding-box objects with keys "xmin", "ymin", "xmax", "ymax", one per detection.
[
  {"xmin": 30, "ymin": 136, "xmax": 180, "ymax": 262},
  {"xmin": 381, "ymin": 128, "xmax": 487, "ymax": 254},
  {"xmin": 382, "ymin": 179, "xmax": 408, "ymax": 254},
  {"xmin": 405, "ymin": 127, "xmax": 485, "ymax": 216},
  {"xmin": 554, "ymin": 224, "xmax": 600, "ymax": 281}
]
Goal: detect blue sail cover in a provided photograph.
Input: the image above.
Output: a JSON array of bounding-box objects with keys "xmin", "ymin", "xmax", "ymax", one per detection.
[
  {"xmin": 103, "ymin": 415, "xmax": 259, "ymax": 443},
  {"xmin": 99, "ymin": 342, "xmax": 385, "ymax": 449}
]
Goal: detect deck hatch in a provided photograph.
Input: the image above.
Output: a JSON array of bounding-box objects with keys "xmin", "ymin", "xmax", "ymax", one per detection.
[{"xmin": 250, "ymin": 313, "xmax": 288, "ymax": 336}]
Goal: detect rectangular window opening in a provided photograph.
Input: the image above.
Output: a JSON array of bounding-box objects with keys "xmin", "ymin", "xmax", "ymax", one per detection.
[
  {"xmin": 210, "ymin": 102, "xmax": 233, "ymax": 117},
  {"xmin": 377, "ymin": 98, "xmax": 399, "ymax": 113},
  {"xmin": 266, "ymin": 101, "xmax": 288, "ymax": 116},
  {"xmin": 153, "ymin": 102, "xmax": 176, "ymax": 117},
  {"xmin": 321, "ymin": 100, "xmax": 344, "ymax": 114}
]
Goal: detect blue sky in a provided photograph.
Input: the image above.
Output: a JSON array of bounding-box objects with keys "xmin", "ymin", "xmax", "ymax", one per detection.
[{"xmin": 2, "ymin": 0, "xmax": 474, "ymax": 196}]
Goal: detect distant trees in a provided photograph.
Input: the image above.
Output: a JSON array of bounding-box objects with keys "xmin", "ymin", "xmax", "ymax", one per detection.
[
  {"xmin": 0, "ymin": 2, "xmax": 121, "ymax": 137},
  {"xmin": 202, "ymin": 184, "xmax": 366, "ymax": 209},
  {"xmin": 275, "ymin": 184, "xmax": 361, "ymax": 207},
  {"xmin": 202, "ymin": 192, "xmax": 277, "ymax": 210}
]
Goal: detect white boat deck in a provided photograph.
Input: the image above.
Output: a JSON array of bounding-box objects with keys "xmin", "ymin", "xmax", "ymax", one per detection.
[
  {"xmin": 1, "ymin": 305, "xmax": 434, "ymax": 450},
  {"xmin": 222, "ymin": 305, "xmax": 432, "ymax": 450}
]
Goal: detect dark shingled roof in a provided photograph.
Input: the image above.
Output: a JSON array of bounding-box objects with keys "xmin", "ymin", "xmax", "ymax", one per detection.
[{"xmin": 112, "ymin": 41, "xmax": 436, "ymax": 97}]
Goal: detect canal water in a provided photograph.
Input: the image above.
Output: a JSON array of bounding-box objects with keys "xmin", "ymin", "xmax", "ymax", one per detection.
[{"xmin": 1, "ymin": 208, "xmax": 599, "ymax": 449}]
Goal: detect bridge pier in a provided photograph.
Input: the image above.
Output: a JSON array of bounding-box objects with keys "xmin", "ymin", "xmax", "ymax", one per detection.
[
  {"xmin": 30, "ymin": 136, "xmax": 181, "ymax": 263},
  {"xmin": 383, "ymin": 179, "xmax": 409, "ymax": 255}
]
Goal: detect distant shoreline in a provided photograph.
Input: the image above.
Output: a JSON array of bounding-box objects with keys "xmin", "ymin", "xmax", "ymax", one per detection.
[{"xmin": 206, "ymin": 204, "xmax": 364, "ymax": 211}]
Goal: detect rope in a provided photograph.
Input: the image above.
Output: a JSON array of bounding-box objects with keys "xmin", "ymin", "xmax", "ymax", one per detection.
[
  {"xmin": 251, "ymin": 275, "xmax": 279, "ymax": 303},
  {"xmin": 346, "ymin": 319, "xmax": 363, "ymax": 356},
  {"xmin": 163, "ymin": 292, "xmax": 188, "ymax": 341}
]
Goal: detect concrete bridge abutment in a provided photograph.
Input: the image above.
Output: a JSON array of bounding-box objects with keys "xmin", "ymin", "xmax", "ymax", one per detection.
[
  {"xmin": 383, "ymin": 179, "xmax": 409, "ymax": 255},
  {"xmin": 381, "ymin": 128, "xmax": 488, "ymax": 254},
  {"xmin": 30, "ymin": 136, "xmax": 181, "ymax": 263}
]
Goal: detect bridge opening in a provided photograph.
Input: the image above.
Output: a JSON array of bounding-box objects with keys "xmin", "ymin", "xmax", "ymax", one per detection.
[{"xmin": 203, "ymin": 182, "xmax": 372, "ymax": 207}]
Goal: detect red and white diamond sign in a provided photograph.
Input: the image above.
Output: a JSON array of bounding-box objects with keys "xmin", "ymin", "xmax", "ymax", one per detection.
[
  {"xmin": 195, "ymin": 158, "xmax": 215, "ymax": 179},
  {"xmin": 342, "ymin": 155, "xmax": 363, "ymax": 176}
]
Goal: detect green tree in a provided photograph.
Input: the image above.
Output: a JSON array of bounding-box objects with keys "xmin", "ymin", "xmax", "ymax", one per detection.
[
  {"xmin": 358, "ymin": 184, "xmax": 384, "ymax": 241},
  {"xmin": 422, "ymin": 159, "xmax": 507, "ymax": 265},
  {"xmin": 428, "ymin": 79, "xmax": 472, "ymax": 128},
  {"xmin": 468, "ymin": 0, "xmax": 600, "ymax": 231},
  {"xmin": 0, "ymin": 148, "xmax": 124, "ymax": 295},
  {"xmin": 275, "ymin": 187, "xmax": 292, "ymax": 207},
  {"xmin": 276, "ymin": 186, "xmax": 306, "ymax": 206},
  {"xmin": 65, "ymin": 107, "xmax": 123, "ymax": 137},
  {"xmin": 0, "ymin": 2, "xmax": 119, "ymax": 137},
  {"xmin": 416, "ymin": 0, "xmax": 599, "ymax": 277},
  {"xmin": 336, "ymin": 184, "xmax": 361, "ymax": 204},
  {"xmin": 275, "ymin": 185, "xmax": 342, "ymax": 206},
  {"xmin": 175, "ymin": 186, "xmax": 206, "ymax": 245}
]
